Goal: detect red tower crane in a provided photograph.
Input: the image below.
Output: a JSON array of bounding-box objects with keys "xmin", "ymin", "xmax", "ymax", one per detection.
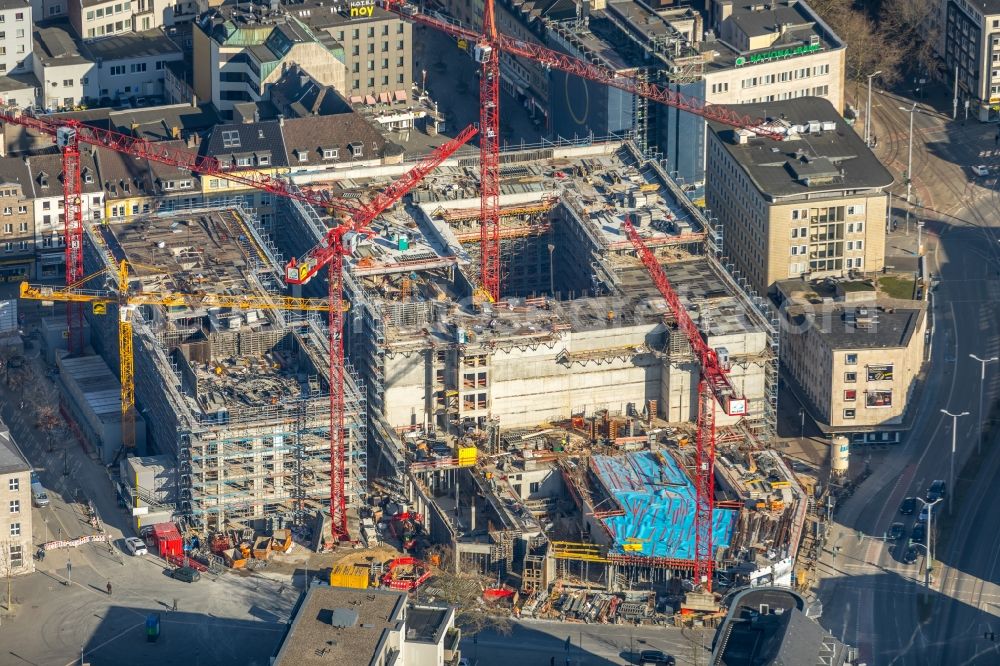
[
  {"xmin": 624, "ymin": 220, "xmax": 746, "ymax": 592},
  {"xmin": 382, "ymin": 0, "xmax": 783, "ymax": 301},
  {"xmin": 0, "ymin": 107, "xmax": 476, "ymax": 542},
  {"xmin": 381, "ymin": 0, "xmax": 778, "ymax": 586}
]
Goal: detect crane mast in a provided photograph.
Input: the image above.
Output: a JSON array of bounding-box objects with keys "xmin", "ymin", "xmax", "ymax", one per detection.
[{"xmin": 2, "ymin": 104, "xmax": 476, "ymax": 545}]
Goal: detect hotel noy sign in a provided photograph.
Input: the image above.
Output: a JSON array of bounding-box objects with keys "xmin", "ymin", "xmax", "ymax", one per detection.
[
  {"xmin": 735, "ymin": 43, "xmax": 822, "ymax": 67},
  {"xmin": 349, "ymin": 0, "xmax": 375, "ymax": 18}
]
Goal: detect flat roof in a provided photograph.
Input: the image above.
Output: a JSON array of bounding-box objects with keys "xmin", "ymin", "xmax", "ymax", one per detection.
[
  {"xmin": 84, "ymin": 29, "xmax": 181, "ymax": 60},
  {"xmin": 707, "ymin": 97, "xmax": 894, "ymax": 198},
  {"xmin": 33, "ymin": 20, "xmax": 88, "ymax": 66},
  {"xmin": 273, "ymin": 586, "xmax": 406, "ymax": 666},
  {"xmin": 405, "ymin": 604, "xmax": 451, "ymax": 644},
  {"xmin": 0, "ymin": 424, "xmax": 29, "ymax": 476}
]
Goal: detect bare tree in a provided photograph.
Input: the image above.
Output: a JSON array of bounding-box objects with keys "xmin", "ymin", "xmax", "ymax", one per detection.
[
  {"xmin": 0, "ymin": 541, "xmax": 14, "ymax": 612},
  {"xmin": 807, "ymin": 0, "xmax": 906, "ymax": 103},
  {"xmin": 427, "ymin": 568, "xmax": 513, "ymax": 637}
]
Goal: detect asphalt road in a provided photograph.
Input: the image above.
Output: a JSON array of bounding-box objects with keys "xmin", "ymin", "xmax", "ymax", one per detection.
[
  {"xmin": 814, "ymin": 91, "xmax": 1000, "ymax": 665},
  {"xmin": 460, "ymin": 620, "xmax": 712, "ymax": 666}
]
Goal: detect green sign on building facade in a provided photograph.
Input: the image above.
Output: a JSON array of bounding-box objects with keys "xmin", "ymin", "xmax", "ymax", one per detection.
[{"xmin": 735, "ymin": 43, "xmax": 822, "ymax": 67}]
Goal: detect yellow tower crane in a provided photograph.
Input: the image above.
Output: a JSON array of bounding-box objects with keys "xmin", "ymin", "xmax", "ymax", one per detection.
[{"xmin": 19, "ymin": 259, "xmax": 330, "ymax": 454}]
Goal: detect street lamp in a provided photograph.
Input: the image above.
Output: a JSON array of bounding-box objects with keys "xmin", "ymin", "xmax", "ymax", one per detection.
[
  {"xmin": 940, "ymin": 409, "xmax": 969, "ymax": 514},
  {"xmin": 865, "ymin": 70, "xmax": 883, "ymax": 147},
  {"xmin": 917, "ymin": 219, "xmax": 925, "ymax": 256},
  {"xmin": 899, "ymin": 103, "xmax": 919, "ymax": 236},
  {"xmin": 914, "ymin": 496, "xmax": 943, "ymax": 589},
  {"xmin": 969, "ymin": 354, "xmax": 998, "ymax": 456}
]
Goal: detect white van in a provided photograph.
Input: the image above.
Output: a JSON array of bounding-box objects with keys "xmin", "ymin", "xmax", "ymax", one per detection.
[{"xmin": 31, "ymin": 481, "xmax": 49, "ymax": 508}]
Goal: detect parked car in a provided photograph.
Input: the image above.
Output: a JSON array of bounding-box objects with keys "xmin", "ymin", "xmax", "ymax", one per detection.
[
  {"xmin": 639, "ymin": 649, "xmax": 676, "ymax": 666},
  {"xmin": 927, "ymin": 480, "xmax": 946, "ymax": 502},
  {"xmin": 171, "ymin": 566, "xmax": 201, "ymax": 583},
  {"xmin": 901, "ymin": 546, "xmax": 919, "ymax": 564},
  {"xmin": 911, "ymin": 522, "xmax": 926, "ymax": 544},
  {"xmin": 31, "ymin": 481, "xmax": 49, "ymax": 508},
  {"xmin": 899, "ymin": 497, "xmax": 917, "ymax": 515},
  {"xmin": 887, "ymin": 522, "xmax": 905, "ymax": 541},
  {"xmin": 972, "ymin": 164, "xmax": 991, "ymax": 177},
  {"xmin": 124, "ymin": 537, "xmax": 147, "ymax": 556}
]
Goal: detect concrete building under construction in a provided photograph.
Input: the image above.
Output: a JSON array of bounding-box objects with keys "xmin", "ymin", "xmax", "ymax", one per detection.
[
  {"xmin": 80, "ymin": 200, "xmax": 366, "ymax": 535},
  {"xmin": 275, "ymin": 137, "xmax": 793, "ymax": 590}
]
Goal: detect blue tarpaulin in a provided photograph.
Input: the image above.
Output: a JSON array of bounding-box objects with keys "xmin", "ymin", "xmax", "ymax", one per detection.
[{"xmin": 591, "ymin": 451, "xmax": 735, "ymax": 560}]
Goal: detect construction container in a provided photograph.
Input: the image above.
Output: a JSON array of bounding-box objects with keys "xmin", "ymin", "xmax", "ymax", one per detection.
[
  {"xmin": 330, "ymin": 565, "xmax": 369, "ymax": 589},
  {"xmin": 271, "ymin": 529, "xmax": 293, "ymax": 553},
  {"xmin": 252, "ymin": 536, "xmax": 272, "ymax": 560},
  {"xmin": 457, "ymin": 446, "xmax": 477, "ymax": 467},
  {"xmin": 223, "ymin": 548, "xmax": 247, "ymax": 569},
  {"xmin": 151, "ymin": 523, "xmax": 183, "ymax": 558}
]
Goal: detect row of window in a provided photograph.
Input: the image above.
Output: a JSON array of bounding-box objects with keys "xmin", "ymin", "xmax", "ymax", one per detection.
[
  {"xmin": 352, "ymin": 56, "xmax": 406, "ymax": 73},
  {"xmin": 350, "ymin": 40, "xmax": 406, "ymax": 57},
  {"xmin": 744, "ymin": 86, "xmax": 830, "ymax": 104},
  {"xmin": 2, "ymin": 207, "xmax": 28, "ymax": 216},
  {"xmin": 740, "ymin": 65, "xmax": 831, "ymax": 90},
  {"xmin": 351, "ymin": 73, "xmax": 406, "ymax": 89},
  {"xmin": 0, "ymin": 12, "xmax": 26, "ymax": 22},
  {"xmin": 332, "ymin": 24, "xmax": 406, "ymax": 42},
  {"xmin": 85, "ymin": 2, "xmax": 132, "ymax": 21}
]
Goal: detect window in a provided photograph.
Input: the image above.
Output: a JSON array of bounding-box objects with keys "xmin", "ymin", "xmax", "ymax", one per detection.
[
  {"xmin": 96, "ymin": 7, "xmax": 104, "ymax": 17},
  {"xmin": 856, "ymin": 240, "xmax": 864, "ymax": 250},
  {"xmin": 87, "ymin": 10, "xmax": 94, "ymax": 19},
  {"xmin": 258, "ymin": 155, "xmax": 269, "ymax": 165},
  {"xmin": 323, "ymin": 148, "xmax": 338, "ymax": 159},
  {"xmin": 847, "ymin": 204, "xmax": 865, "ymax": 215},
  {"xmin": 130, "ymin": 63, "xmax": 147, "ymax": 73},
  {"xmin": 845, "ymin": 372, "xmax": 857, "ymax": 383},
  {"xmin": 298, "ymin": 152, "xmax": 308, "ymax": 162},
  {"xmin": 790, "ymin": 244, "xmax": 806, "ymax": 256},
  {"xmin": 1, "ymin": 224, "xmax": 9, "ymax": 233},
  {"xmin": 352, "ymin": 143, "xmax": 363, "ymax": 157},
  {"xmin": 10, "ymin": 522, "xmax": 21, "ymax": 537},
  {"xmin": 7, "ymin": 478, "xmax": 17, "ymax": 491},
  {"xmin": 109, "ymin": 65, "xmax": 126, "ymax": 76},
  {"xmin": 844, "ymin": 389, "xmax": 857, "ymax": 401},
  {"xmin": 14, "ymin": 11, "xmax": 22, "ymax": 20},
  {"xmin": 845, "ymin": 354, "xmax": 858, "ymax": 365},
  {"xmin": 43, "ymin": 201, "xmax": 50, "ymax": 210},
  {"xmin": 63, "ymin": 79, "xmax": 73, "ymax": 87},
  {"xmin": 843, "ymin": 409, "xmax": 856, "ymax": 419},
  {"xmin": 8, "ymin": 545, "xmax": 20, "ymax": 569},
  {"xmin": 221, "ymin": 130, "xmax": 241, "ymax": 148},
  {"xmin": 529, "ymin": 481, "xmax": 540, "ymax": 493},
  {"xmin": 8, "ymin": 499, "xmax": 19, "ymax": 513},
  {"xmin": 235, "ymin": 157, "xmax": 252, "ymax": 167},
  {"xmin": 847, "ymin": 241, "xmax": 854, "ymax": 251}
]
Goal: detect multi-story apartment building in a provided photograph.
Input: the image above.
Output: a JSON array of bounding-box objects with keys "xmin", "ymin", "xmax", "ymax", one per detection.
[
  {"xmin": 193, "ymin": 2, "xmax": 347, "ymax": 117},
  {"xmin": 33, "ymin": 20, "xmax": 183, "ymax": 110},
  {"xmin": 26, "ymin": 151, "xmax": 104, "ymax": 278},
  {"xmin": 539, "ymin": 0, "xmax": 845, "ymax": 184},
  {"xmin": 292, "ymin": 0, "xmax": 413, "ymax": 102},
  {"xmin": 0, "ymin": 157, "xmax": 35, "ymax": 281},
  {"xmin": 67, "ymin": 0, "xmax": 202, "ymax": 39},
  {"xmin": 0, "ymin": 422, "xmax": 32, "ymax": 577},
  {"xmin": 706, "ymin": 97, "xmax": 893, "ymax": 295},
  {"xmin": 775, "ymin": 281, "xmax": 927, "ymax": 443},
  {"xmin": 0, "ymin": 0, "xmax": 33, "ymax": 77}
]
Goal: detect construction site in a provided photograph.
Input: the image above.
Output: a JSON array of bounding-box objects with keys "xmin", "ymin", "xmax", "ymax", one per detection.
[
  {"xmin": 72, "ymin": 201, "xmax": 367, "ymax": 539},
  {"xmin": 267, "ymin": 135, "xmax": 805, "ymax": 621},
  {"xmin": 3, "ymin": 0, "xmax": 819, "ymax": 628}
]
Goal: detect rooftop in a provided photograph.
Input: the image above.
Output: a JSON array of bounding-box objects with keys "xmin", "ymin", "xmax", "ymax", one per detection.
[
  {"xmin": 199, "ymin": 2, "xmax": 341, "ymax": 57},
  {"xmin": 281, "ymin": 114, "xmax": 390, "ymax": 166},
  {"xmin": 707, "ymin": 97, "xmax": 894, "ymax": 199},
  {"xmin": 291, "ymin": 0, "xmax": 404, "ymax": 28},
  {"xmin": 83, "ymin": 28, "xmax": 182, "ymax": 61},
  {"xmin": 404, "ymin": 604, "xmax": 452, "ymax": 645},
  {"xmin": 713, "ymin": 587, "xmax": 849, "ymax": 666},
  {"xmin": 775, "ymin": 279, "xmax": 925, "ymax": 350},
  {"xmin": 201, "ymin": 120, "xmax": 289, "ymax": 168},
  {"xmin": 33, "ymin": 20, "xmax": 88, "ymax": 67},
  {"xmin": 272, "ymin": 586, "xmax": 406, "ymax": 666},
  {"xmin": 0, "ymin": 422, "xmax": 29, "ymax": 476},
  {"xmin": 0, "ymin": 0, "xmax": 28, "ymax": 11}
]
